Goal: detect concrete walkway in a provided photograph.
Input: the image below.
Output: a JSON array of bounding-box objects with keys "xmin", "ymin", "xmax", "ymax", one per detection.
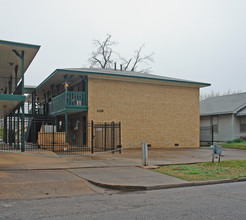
[
  {"xmin": 1, "ymin": 147, "xmax": 246, "ymax": 199},
  {"xmin": 68, "ymin": 166, "xmax": 188, "ymax": 191}
]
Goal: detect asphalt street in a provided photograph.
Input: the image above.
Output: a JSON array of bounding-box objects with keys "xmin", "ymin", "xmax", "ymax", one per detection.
[{"xmin": 1, "ymin": 181, "xmax": 246, "ymax": 220}]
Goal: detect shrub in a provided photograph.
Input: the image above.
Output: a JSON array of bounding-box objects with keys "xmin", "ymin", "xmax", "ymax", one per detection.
[{"xmin": 227, "ymin": 138, "xmax": 244, "ymax": 143}]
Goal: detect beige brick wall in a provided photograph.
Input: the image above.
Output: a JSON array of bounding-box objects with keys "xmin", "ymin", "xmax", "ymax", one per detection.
[{"xmin": 87, "ymin": 78, "xmax": 200, "ymax": 148}]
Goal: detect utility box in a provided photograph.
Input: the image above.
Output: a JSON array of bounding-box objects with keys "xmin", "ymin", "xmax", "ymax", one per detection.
[{"xmin": 210, "ymin": 142, "xmax": 222, "ymax": 162}]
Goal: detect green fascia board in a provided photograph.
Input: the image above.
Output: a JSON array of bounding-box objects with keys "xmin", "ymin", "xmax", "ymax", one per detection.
[
  {"xmin": 0, "ymin": 94, "xmax": 26, "ymax": 102},
  {"xmin": 0, "ymin": 39, "xmax": 40, "ymax": 49},
  {"xmin": 36, "ymin": 69, "xmax": 211, "ymax": 91},
  {"xmin": 25, "ymin": 87, "xmax": 36, "ymax": 90},
  {"xmin": 66, "ymin": 107, "xmax": 88, "ymax": 111},
  {"xmin": 50, "ymin": 108, "xmax": 67, "ymax": 116},
  {"xmin": 12, "ymin": 113, "xmax": 45, "ymax": 117},
  {"xmin": 50, "ymin": 107, "xmax": 88, "ymax": 116}
]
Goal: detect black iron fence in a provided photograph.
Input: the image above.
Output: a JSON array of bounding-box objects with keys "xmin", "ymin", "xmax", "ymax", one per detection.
[{"xmin": 0, "ymin": 117, "xmax": 121, "ymax": 154}]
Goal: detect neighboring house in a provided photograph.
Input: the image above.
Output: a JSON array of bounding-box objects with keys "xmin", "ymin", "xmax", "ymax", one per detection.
[{"xmin": 200, "ymin": 93, "xmax": 246, "ymax": 143}]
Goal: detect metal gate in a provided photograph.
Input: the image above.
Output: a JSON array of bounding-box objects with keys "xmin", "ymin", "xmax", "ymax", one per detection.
[{"xmin": 91, "ymin": 121, "xmax": 121, "ymax": 153}]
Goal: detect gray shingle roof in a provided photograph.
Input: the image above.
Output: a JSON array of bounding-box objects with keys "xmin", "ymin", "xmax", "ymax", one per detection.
[
  {"xmin": 200, "ymin": 92, "xmax": 246, "ymax": 116},
  {"xmin": 237, "ymin": 107, "xmax": 246, "ymax": 116}
]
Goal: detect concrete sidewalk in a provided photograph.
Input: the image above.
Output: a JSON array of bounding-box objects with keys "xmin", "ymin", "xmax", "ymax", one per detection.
[
  {"xmin": 1, "ymin": 147, "xmax": 246, "ymax": 200},
  {"xmin": 68, "ymin": 166, "xmax": 188, "ymax": 191}
]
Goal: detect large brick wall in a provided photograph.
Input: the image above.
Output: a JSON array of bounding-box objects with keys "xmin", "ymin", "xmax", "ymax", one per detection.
[{"xmin": 87, "ymin": 78, "xmax": 200, "ymax": 148}]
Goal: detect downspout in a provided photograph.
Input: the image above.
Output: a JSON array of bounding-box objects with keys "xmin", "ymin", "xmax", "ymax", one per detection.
[{"xmin": 12, "ymin": 50, "xmax": 25, "ymax": 152}]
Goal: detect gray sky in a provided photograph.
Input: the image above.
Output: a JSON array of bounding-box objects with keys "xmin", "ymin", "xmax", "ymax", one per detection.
[{"xmin": 1, "ymin": 0, "xmax": 246, "ymax": 94}]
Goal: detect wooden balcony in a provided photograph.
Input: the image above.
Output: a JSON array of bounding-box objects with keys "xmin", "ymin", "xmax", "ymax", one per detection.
[{"xmin": 49, "ymin": 91, "xmax": 87, "ymax": 115}]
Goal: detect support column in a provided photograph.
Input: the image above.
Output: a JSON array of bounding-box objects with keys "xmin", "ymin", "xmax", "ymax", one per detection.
[
  {"xmin": 13, "ymin": 115, "xmax": 16, "ymax": 149},
  {"xmin": 50, "ymin": 85, "xmax": 54, "ymax": 114},
  {"xmin": 12, "ymin": 50, "xmax": 25, "ymax": 151},
  {"xmin": 9, "ymin": 76, "xmax": 12, "ymax": 94},
  {"xmin": 85, "ymin": 77, "xmax": 88, "ymax": 105},
  {"xmin": 15, "ymin": 65, "xmax": 18, "ymax": 90},
  {"xmin": 32, "ymin": 91, "xmax": 36, "ymax": 114},
  {"xmin": 65, "ymin": 111, "xmax": 68, "ymax": 143},
  {"xmin": 43, "ymin": 93, "xmax": 46, "ymax": 115},
  {"xmin": 21, "ymin": 104, "xmax": 25, "ymax": 152},
  {"xmin": 21, "ymin": 51, "xmax": 25, "ymax": 152},
  {"xmin": 21, "ymin": 51, "xmax": 24, "ymax": 95},
  {"xmin": 17, "ymin": 109, "xmax": 20, "ymax": 150}
]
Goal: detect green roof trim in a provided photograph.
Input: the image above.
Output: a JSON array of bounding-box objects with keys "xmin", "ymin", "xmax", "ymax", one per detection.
[
  {"xmin": 36, "ymin": 68, "xmax": 210, "ymax": 91},
  {"xmin": 24, "ymin": 87, "xmax": 36, "ymax": 90},
  {"xmin": 0, "ymin": 39, "xmax": 40, "ymax": 49},
  {"xmin": 0, "ymin": 94, "xmax": 26, "ymax": 102}
]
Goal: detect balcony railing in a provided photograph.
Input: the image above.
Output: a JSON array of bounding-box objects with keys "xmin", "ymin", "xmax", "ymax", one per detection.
[{"xmin": 49, "ymin": 91, "xmax": 87, "ymax": 115}]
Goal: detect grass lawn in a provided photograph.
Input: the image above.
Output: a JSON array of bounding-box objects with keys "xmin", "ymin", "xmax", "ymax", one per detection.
[
  {"xmin": 222, "ymin": 142, "xmax": 246, "ymax": 150},
  {"xmin": 153, "ymin": 160, "xmax": 246, "ymax": 181}
]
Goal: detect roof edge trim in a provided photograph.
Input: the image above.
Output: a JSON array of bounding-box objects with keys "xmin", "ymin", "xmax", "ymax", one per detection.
[
  {"xmin": 234, "ymin": 103, "xmax": 246, "ymax": 114},
  {"xmin": 200, "ymin": 112, "xmax": 233, "ymax": 116},
  {"xmin": 36, "ymin": 68, "xmax": 211, "ymax": 90},
  {"xmin": 0, "ymin": 40, "xmax": 40, "ymax": 49}
]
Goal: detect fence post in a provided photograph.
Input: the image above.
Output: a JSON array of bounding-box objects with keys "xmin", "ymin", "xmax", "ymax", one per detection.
[
  {"xmin": 111, "ymin": 121, "xmax": 115, "ymax": 154},
  {"xmin": 13, "ymin": 116, "xmax": 16, "ymax": 149},
  {"xmin": 17, "ymin": 110, "xmax": 20, "ymax": 150},
  {"xmin": 21, "ymin": 104, "xmax": 25, "ymax": 152},
  {"xmin": 33, "ymin": 118, "xmax": 36, "ymax": 145},
  {"xmin": 9, "ymin": 116, "xmax": 12, "ymax": 146},
  {"xmin": 142, "ymin": 142, "xmax": 148, "ymax": 166},
  {"xmin": 52, "ymin": 118, "xmax": 55, "ymax": 152},
  {"xmin": 119, "ymin": 122, "xmax": 121, "ymax": 154},
  {"xmin": 104, "ymin": 122, "xmax": 107, "ymax": 151},
  {"xmin": 91, "ymin": 120, "xmax": 94, "ymax": 154},
  {"xmin": 4, "ymin": 117, "xmax": 7, "ymax": 143},
  {"xmin": 211, "ymin": 125, "xmax": 214, "ymax": 144}
]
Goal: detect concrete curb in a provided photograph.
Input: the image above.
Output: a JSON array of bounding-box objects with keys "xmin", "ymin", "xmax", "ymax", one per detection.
[{"xmin": 85, "ymin": 177, "xmax": 246, "ymax": 192}]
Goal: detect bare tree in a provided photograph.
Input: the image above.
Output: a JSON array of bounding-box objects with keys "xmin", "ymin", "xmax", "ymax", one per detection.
[
  {"xmin": 88, "ymin": 35, "xmax": 154, "ymax": 73},
  {"xmin": 120, "ymin": 44, "xmax": 154, "ymax": 73},
  {"xmin": 200, "ymin": 89, "xmax": 243, "ymax": 101},
  {"xmin": 88, "ymin": 34, "xmax": 117, "ymax": 68}
]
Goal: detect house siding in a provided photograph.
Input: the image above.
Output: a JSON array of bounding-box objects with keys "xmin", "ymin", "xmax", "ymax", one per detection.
[
  {"xmin": 87, "ymin": 78, "xmax": 200, "ymax": 148},
  {"xmin": 233, "ymin": 115, "xmax": 246, "ymax": 139},
  {"xmin": 217, "ymin": 114, "xmax": 233, "ymax": 141},
  {"xmin": 200, "ymin": 114, "xmax": 244, "ymax": 142}
]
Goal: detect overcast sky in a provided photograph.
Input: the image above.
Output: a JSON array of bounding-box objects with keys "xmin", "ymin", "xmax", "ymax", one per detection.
[{"xmin": 1, "ymin": 0, "xmax": 246, "ymax": 95}]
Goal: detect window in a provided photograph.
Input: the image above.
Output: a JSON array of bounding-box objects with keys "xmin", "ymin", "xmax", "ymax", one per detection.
[
  {"xmin": 212, "ymin": 116, "xmax": 218, "ymax": 133},
  {"xmin": 240, "ymin": 117, "xmax": 246, "ymax": 132}
]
